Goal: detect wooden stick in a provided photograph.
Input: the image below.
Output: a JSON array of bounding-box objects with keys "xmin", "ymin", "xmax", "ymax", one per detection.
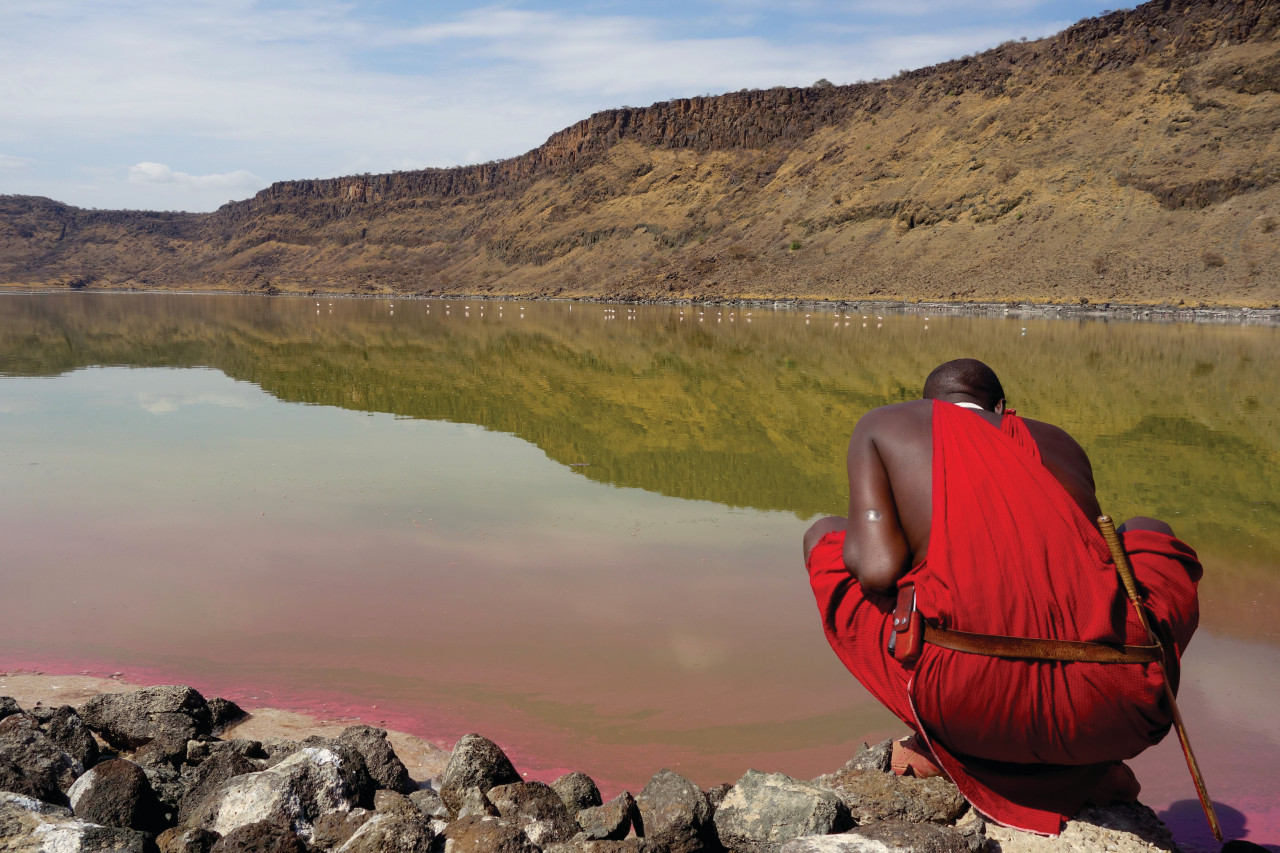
[{"xmin": 1097, "ymin": 515, "xmax": 1222, "ymax": 842}]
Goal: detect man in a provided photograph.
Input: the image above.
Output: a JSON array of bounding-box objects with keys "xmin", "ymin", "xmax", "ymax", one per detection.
[{"xmin": 803, "ymin": 358, "xmax": 1202, "ymax": 834}]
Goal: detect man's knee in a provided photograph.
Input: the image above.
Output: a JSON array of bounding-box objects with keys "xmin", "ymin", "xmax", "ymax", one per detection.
[
  {"xmin": 804, "ymin": 516, "xmax": 846, "ymax": 563},
  {"xmin": 1117, "ymin": 516, "xmax": 1175, "ymax": 537}
]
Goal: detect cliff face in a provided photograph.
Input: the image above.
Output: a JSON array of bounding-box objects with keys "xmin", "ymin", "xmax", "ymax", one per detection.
[{"xmin": 3, "ymin": 0, "xmax": 1279, "ymax": 306}]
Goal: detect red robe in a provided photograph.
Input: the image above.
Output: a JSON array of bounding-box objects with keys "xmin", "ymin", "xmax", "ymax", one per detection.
[{"xmin": 807, "ymin": 401, "xmax": 1201, "ymax": 833}]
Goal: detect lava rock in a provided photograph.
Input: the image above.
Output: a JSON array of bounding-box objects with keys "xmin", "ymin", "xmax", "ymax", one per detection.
[
  {"xmin": 985, "ymin": 802, "xmax": 1182, "ymax": 853},
  {"xmin": 157, "ymin": 825, "xmax": 221, "ymax": 853},
  {"xmin": 442, "ymin": 814, "xmax": 541, "ymax": 853},
  {"xmin": 551, "ymin": 771, "xmax": 603, "ymax": 814},
  {"xmin": 334, "ymin": 803, "xmax": 434, "ymax": 852},
  {"xmin": 0, "ymin": 697, "xmax": 20, "ymax": 721},
  {"xmin": 310, "ymin": 807, "xmax": 373, "ymax": 850},
  {"xmin": 0, "ymin": 791, "xmax": 149, "ymax": 852},
  {"xmin": 439, "ymin": 733, "xmax": 522, "ymax": 815},
  {"xmin": 635, "ymin": 768, "xmax": 716, "ymax": 853},
  {"xmin": 178, "ymin": 747, "xmax": 268, "ymax": 824},
  {"xmin": 67, "ymin": 758, "xmax": 167, "ymax": 835},
  {"xmin": 455, "ymin": 785, "xmax": 500, "ymax": 819},
  {"xmin": 0, "ymin": 713, "xmax": 83, "ymax": 802},
  {"xmin": 28, "ymin": 705, "xmax": 100, "ymax": 770},
  {"xmin": 407, "ymin": 787, "xmax": 449, "ymax": 820},
  {"xmin": 338, "ymin": 725, "xmax": 415, "ymax": 794},
  {"xmin": 714, "ymin": 770, "xmax": 852, "ymax": 852},
  {"xmin": 813, "ymin": 766, "xmax": 966, "ymax": 825},
  {"xmin": 184, "ymin": 745, "xmax": 373, "ymax": 845},
  {"xmin": 78, "ymin": 685, "xmax": 213, "ymax": 750},
  {"xmin": 209, "ymin": 818, "xmax": 303, "ymax": 853},
  {"xmin": 705, "ymin": 782, "xmax": 734, "ymax": 810},
  {"xmin": 576, "ymin": 791, "xmax": 638, "ymax": 841},
  {"xmin": 487, "ymin": 780, "xmax": 579, "ymax": 846},
  {"xmin": 206, "ymin": 698, "xmax": 247, "ymax": 731}
]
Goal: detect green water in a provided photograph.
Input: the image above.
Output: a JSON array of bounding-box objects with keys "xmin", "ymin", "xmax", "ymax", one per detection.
[{"xmin": 0, "ymin": 292, "xmax": 1277, "ymax": 846}]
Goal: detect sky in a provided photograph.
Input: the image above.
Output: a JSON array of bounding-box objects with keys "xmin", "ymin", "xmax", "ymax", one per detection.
[{"xmin": 1, "ymin": 1, "xmax": 1124, "ymax": 213}]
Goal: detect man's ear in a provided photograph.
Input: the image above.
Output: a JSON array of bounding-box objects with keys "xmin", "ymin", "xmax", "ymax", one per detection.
[{"xmin": 995, "ymin": 399, "xmax": 1006, "ymax": 414}]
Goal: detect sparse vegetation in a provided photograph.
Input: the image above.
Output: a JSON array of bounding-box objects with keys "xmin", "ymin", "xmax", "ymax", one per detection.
[{"xmin": 1202, "ymin": 250, "xmax": 1225, "ymax": 268}]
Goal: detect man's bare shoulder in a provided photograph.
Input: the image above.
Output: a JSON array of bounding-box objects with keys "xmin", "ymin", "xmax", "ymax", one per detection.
[{"xmin": 853, "ymin": 399, "xmax": 932, "ymax": 433}]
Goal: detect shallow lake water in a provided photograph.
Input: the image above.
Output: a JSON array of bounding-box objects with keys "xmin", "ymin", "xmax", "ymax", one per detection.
[{"xmin": 0, "ymin": 293, "xmax": 1277, "ymax": 850}]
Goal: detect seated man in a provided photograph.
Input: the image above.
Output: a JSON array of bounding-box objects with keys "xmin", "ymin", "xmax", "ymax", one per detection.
[{"xmin": 803, "ymin": 358, "xmax": 1202, "ymax": 834}]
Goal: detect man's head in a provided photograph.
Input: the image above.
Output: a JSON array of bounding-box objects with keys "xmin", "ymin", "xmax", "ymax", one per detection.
[{"xmin": 923, "ymin": 358, "xmax": 1006, "ymax": 412}]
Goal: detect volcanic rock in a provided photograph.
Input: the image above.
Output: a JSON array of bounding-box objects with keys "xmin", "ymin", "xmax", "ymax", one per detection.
[
  {"xmin": 438, "ymin": 733, "xmax": 521, "ymax": 814},
  {"xmin": 714, "ymin": 770, "xmax": 852, "ymax": 851},
  {"xmin": 551, "ymin": 771, "xmax": 603, "ymax": 814},
  {"xmin": 487, "ymin": 780, "xmax": 579, "ymax": 846},
  {"xmin": 78, "ymin": 685, "xmax": 213, "ymax": 750},
  {"xmin": 338, "ymin": 725, "xmax": 415, "ymax": 794},
  {"xmin": 635, "ymin": 768, "xmax": 716, "ymax": 853},
  {"xmin": 67, "ymin": 758, "xmax": 167, "ymax": 834}
]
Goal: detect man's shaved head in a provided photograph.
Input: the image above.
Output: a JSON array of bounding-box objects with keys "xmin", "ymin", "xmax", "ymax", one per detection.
[{"xmin": 923, "ymin": 359, "xmax": 1006, "ymax": 411}]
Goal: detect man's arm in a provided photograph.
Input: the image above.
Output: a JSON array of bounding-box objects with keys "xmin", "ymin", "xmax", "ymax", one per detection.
[{"xmin": 842, "ymin": 407, "xmax": 912, "ymax": 596}]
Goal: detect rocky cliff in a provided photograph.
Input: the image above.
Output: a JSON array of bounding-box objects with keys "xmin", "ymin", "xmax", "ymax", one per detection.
[{"xmin": 2, "ymin": 0, "xmax": 1278, "ymax": 306}]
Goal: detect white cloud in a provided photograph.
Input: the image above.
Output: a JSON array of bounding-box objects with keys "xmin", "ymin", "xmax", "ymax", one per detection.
[
  {"xmin": 137, "ymin": 389, "xmax": 256, "ymax": 414},
  {"xmin": 128, "ymin": 162, "xmax": 263, "ymax": 190},
  {"xmin": 0, "ymin": 153, "xmax": 33, "ymax": 171}
]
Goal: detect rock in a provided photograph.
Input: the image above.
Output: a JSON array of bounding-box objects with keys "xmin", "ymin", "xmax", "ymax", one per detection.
[
  {"xmin": 185, "ymin": 745, "xmax": 374, "ymax": 845},
  {"xmin": 258, "ymin": 739, "xmax": 301, "ymax": 767},
  {"xmin": 137, "ymin": 732, "xmax": 196, "ymax": 767},
  {"xmin": 985, "ymin": 802, "xmax": 1181, "ymax": 852},
  {"xmin": 0, "ymin": 791, "xmax": 149, "ymax": 852},
  {"xmin": 455, "ymin": 785, "xmax": 500, "ymax": 819},
  {"xmin": 439, "ymin": 733, "xmax": 522, "ymax": 815},
  {"xmin": 146, "ymin": 760, "xmax": 198, "ymax": 819},
  {"xmin": 334, "ymin": 803, "xmax": 435, "ymax": 852},
  {"xmin": 576, "ymin": 791, "xmax": 637, "ymax": 841},
  {"xmin": 441, "ymin": 814, "xmax": 541, "ymax": 853},
  {"xmin": 188, "ymin": 738, "xmax": 267, "ymax": 765},
  {"xmin": 544, "ymin": 841, "xmax": 648, "ymax": 853},
  {"xmin": 953, "ymin": 808, "xmax": 986, "ymax": 853},
  {"xmin": 487, "ymin": 781, "xmax": 579, "ymax": 846},
  {"xmin": 781, "ymin": 819, "xmax": 972, "ymax": 852},
  {"xmin": 0, "ymin": 698, "xmax": 20, "ymax": 722},
  {"xmin": 714, "ymin": 770, "xmax": 852, "ymax": 851},
  {"xmin": 705, "ymin": 783, "xmax": 733, "ymax": 810},
  {"xmin": 551, "ymin": 771, "xmax": 603, "ymax": 813},
  {"xmin": 28, "ymin": 705, "xmax": 100, "ymax": 770},
  {"xmin": 178, "ymin": 748, "xmax": 269, "ymax": 824},
  {"xmin": 0, "ymin": 713, "xmax": 82, "ymax": 802},
  {"xmin": 78, "ymin": 685, "xmax": 213, "ymax": 750},
  {"xmin": 209, "ymin": 818, "xmax": 303, "ymax": 853},
  {"xmin": 635, "ymin": 768, "xmax": 716, "ymax": 853},
  {"xmin": 67, "ymin": 758, "xmax": 168, "ymax": 834},
  {"xmin": 311, "ymin": 807, "xmax": 373, "ymax": 849},
  {"xmin": 157, "ymin": 825, "xmax": 221, "ymax": 853},
  {"xmin": 813, "ymin": 766, "xmax": 966, "ymax": 825},
  {"xmin": 408, "ymin": 787, "xmax": 449, "ymax": 820},
  {"xmin": 207, "ymin": 698, "xmax": 247, "ymax": 731},
  {"xmin": 845, "ymin": 740, "xmax": 894, "ymax": 774},
  {"xmin": 338, "ymin": 725, "xmax": 416, "ymax": 794}
]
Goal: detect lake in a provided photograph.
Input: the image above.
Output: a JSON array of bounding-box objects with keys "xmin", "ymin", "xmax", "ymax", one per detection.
[{"xmin": 1, "ymin": 292, "xmax": 1277, "ymax": 850}]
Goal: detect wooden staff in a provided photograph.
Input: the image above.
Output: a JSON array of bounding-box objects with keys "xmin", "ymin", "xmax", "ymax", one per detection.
[{"xmin": 1097, "ymin": 515, "xmax": 1222, "ymax": 842}]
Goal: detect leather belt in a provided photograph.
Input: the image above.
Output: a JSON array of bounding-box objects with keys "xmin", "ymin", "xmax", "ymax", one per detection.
[{"xmin": 923, "ymin": 624, "xmax": 1163, "ymax": 664}]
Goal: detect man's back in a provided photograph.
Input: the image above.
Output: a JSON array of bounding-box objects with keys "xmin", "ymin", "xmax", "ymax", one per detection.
[{"xmin": 843, "ymin": 398, "xmax": 1101, "ymax": 594}]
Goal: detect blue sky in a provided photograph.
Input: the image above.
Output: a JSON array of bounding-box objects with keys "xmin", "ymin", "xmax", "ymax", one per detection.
[{"xmin": 1, "ymin": 1, "xmax": 1122, "ymax": 212}]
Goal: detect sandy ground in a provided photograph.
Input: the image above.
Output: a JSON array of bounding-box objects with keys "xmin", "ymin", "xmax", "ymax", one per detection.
[{"xmin": 0, "ymin": 671, "xmax": 451, "ymax": 787}]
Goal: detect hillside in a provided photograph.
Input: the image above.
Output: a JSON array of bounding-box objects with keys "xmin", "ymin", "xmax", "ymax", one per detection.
[{"xmin": 2, "ymin": 0, "xmax": 1279, "ymax": 307}]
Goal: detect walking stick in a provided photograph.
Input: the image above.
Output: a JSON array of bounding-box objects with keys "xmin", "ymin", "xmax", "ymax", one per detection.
[{"xmin": 1097, "ymin": 515, "xmax": 1222, "ymax": 842}]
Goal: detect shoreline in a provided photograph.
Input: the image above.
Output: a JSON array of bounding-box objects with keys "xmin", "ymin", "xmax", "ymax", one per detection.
[{"xmin": 2, "ymin": 283, "xmax": 1278, "ymax": 326}]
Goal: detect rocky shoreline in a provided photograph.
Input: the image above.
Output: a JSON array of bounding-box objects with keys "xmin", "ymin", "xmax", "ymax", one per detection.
[
  {"xmin": 0, "ymin": 680, "xmax": 1222, "ymax": 853},
  {"xmin": 3, "ymin": 284, "xmax": 1279, "ymax": 327}
]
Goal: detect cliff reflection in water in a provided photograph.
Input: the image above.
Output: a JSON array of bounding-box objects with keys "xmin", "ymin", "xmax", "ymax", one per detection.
[{"xmin": 3, "ymin": 292, "xmax": 1277, "ymax": 586}]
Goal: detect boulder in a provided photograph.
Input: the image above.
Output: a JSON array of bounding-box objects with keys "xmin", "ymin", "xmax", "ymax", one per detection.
[
  {"xmin": 551, "ymin": 771, "xmax": 603, "ymax": 813},
  {"xmin": 438, "ymin": 733, "xmax": 521, "ymax": 814},
  {"xmin": 441, "ymin": 814, "xmax": 542, "ymax": 853},
  {"xmin": 813, "ymin": 766, "xmax": 966, "ymax": 825},
  {"xmin": 157, "ymin": 825, "xmax": 221, "ymax": 853},
  {"xmin": 576, "ymin": 791, "xmax": 637, "ymax": 841},
  {"xmin": 208, "ymin": 818, "xmax": 303, "ymax": 852},
  {"xmin": 0, "ymin": 713, "xmax": 82, "ymax": 802},
  {"xmin": 705, "ymin": 783, "xmax": 733, "ymax": 810},
  {"xmin": 184, "ymin": 745, "xmax": 373, "ymax": 845},
  {"xmin": 29, "ymin": 705, "xmax": 100, "ymax": 769},
  {"xmin": 0, "ymin": 791, "xmax": 149, "ymax": 852},
  {"xmin": 635, "ymin": 768, "xmax": 716, "ymax": 853},
  {"xmin": 841, "ymin": 740, "xmax": 894, "ymax": 775},
  {"xmin": 0, "ymin": 697, "xmax": 20, "ymax": 721},
  {"xmin": 178, "ymin": 747, "xmax": 268, "ymax": 824},
  {"xmin": 455, "ymin": 785, "xmax": 500, "ymax": 819},
  {"xmin": 78, "ymin": 685, "xmax": 213, "ymax": 750},
  {"xmin": 544, "ymin": 842, "xmax": 648, "ymax": 853},
  {"xmin": 67, "ymin": 758, "xmax": 168, "ymax": 834},
  {"xmin": 487, "ymin": 780, "xmax": 579, "ymax": 846},
  {"xmin": 985, "ymin": 802, "xmax": 1181, "ymax": 852},
  {"xmin": 145, "ymin": 760, "xmax": 199, "ymax": 820},
  {"xmin": 333, "ymin": 802, "xmax": 435, "ymax": 852},
  {"xmin": 338, "ymin": 725, "xmax": 416, "ymax": 794},
  {"xmin": 207, "ymin": 698, "xmax": 247, "ymax": 731},
  {"xmin": 714, "ymin": 770, "xmax": 852, "ymax": 851},
  {"xmin": 188, "ymin": 738, "xmax": 265, "ymax": 764}
]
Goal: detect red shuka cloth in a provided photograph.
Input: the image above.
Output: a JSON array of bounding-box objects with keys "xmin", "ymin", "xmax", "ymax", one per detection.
[{"xmin": 807, "ymin": 401, "xmax": 1202, "ymax": 834}]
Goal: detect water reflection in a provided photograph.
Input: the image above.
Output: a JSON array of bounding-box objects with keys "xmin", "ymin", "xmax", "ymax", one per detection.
[{"xmin": 0, "ymin": 293, "xmax": 1277, "ymax": 845}]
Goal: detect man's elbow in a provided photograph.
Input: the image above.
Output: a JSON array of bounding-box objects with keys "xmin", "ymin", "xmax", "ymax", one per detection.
[{"xmin": 843, "ymin": 550, "xmax": 899, "ymax": 596}]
